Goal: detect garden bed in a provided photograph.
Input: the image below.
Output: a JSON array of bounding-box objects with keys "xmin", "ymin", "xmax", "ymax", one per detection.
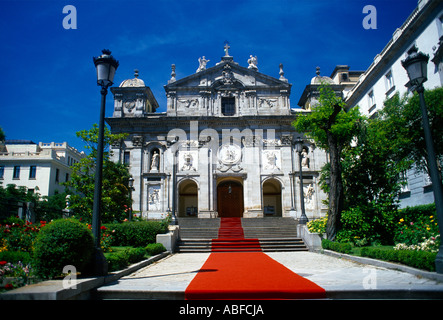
[{"xmin": 1, "ymin": 217, "xmax": 169, "ymax": 292}]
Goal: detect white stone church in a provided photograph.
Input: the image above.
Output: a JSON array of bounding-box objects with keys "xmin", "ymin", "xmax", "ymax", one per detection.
[{"xmin": 107, "ymin": 46, "xmax": 329, "ymax": 221}]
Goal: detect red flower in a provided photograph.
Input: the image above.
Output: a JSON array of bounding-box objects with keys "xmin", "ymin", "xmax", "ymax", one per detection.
[
  {"xmin": 0, "ymin": 261, "xmax": 7, "ymax": 266},
  {"xmin": 100, "ymin": 226, "xmax": 107, "ymax": 230},
  {"xmin": 5, "ymin": 283, "xmax": 13, "ymax": 290}
]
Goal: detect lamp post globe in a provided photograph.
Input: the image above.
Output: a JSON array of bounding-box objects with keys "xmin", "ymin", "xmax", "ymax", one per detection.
[
  {"xmin": 401, "ymin": 46, "xmax": 429, "ymax": 89},
  {"xmin": 402, "ymin": 46, "xmax": 443, "ymax": 274},
  {"xmin": 93, "ymin": 49, "xmax": 119, "ymax": 88}
]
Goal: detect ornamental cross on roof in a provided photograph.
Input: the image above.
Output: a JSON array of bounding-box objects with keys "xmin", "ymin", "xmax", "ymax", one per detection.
[{"xmin": 224, "ymin": 41, "xmax": 231, "ymax": 57}]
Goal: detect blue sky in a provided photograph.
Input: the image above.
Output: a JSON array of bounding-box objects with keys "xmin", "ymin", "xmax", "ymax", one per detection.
[{"xmin": 0, "ymin": 0, "xmax": 418, "ymax": 153}]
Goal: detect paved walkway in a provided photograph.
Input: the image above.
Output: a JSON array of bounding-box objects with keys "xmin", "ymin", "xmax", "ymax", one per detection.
[{"xmin": 96, "ymin": 251, "xmax": 443, "ymax": 299}]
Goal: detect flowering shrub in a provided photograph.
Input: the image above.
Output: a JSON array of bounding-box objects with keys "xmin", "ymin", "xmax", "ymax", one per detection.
[
  {"xmin": 0, "ymin": 260, "xmax": 36, "ymax": 289},
  {"xmin": 0, "ymin": 239, "xmax": 7, "ymax": 253},
  {"xmin": 0, "ymin": 218, "xmax": 46, "ymax": 252},
  {"xmin": 307, "ymin": 215, "xmax": 327, "ymax": 235},
  {"xmin": 394, "ymin": 235, "xmax": 440, "ymax": 253},
  {"xmin": 394, "ymin": 214, "xmax": 439, "ymax": 245},
  {"xmin": 85, "ymin": 224, "xmax": 114, "ymax": 252}
]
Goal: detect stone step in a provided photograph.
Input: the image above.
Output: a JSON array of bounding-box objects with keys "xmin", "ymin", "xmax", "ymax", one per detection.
[
  {"xmin": 176, "ymin": 217, "xmax": 306, "ymax": 253},
  {"xmin": 176, "ymin": 238, "xmax": 308, "ymax": 253},
  {"xmin": 176, "ymin": 246, "xmax": 309, "ymax": 253}
]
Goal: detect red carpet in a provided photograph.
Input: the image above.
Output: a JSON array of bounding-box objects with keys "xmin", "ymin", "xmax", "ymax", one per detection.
[
  {"xmin": 212, "ymin": 217, "xmax": 261, "ymax": 252},
  {"xmin": 185, "ymin": 218, "xmax": 326, "ymax": 300}
]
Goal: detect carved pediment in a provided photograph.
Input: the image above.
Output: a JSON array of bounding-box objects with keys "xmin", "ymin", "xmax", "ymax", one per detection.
[{"xmin": 164, "ymin": 60, "xmax": 291, "ymax": 92}]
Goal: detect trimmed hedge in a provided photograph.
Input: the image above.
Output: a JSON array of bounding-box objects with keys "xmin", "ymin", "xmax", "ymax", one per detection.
[
  {"xmin": 360, "ymin": 247, "xmax": 436, "ymax": 271},
  {"xmin": 32, "ymin": 219, "xmax": 94, "ymax": 279},
  {"xmin": 105, "ymin": 221, "xmax": 168, "ymax": 247},
  {"xmin": 321, "ymin": 239, "xmax": 352, "ymax": 254},
  {"xmin": 106, "ymin": 247, "xmax": 147, "ymax": 272},
  {"xmin": 106, "ymin": 244, "xmax": 166, "ymax": 272},
  {"xmin": 145, "ymin": 243, "xmax": 166, "ymax": 256}
]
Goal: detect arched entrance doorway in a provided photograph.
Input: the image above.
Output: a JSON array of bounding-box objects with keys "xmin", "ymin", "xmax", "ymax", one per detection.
[
  {"xmin": 263, "ymin": 178, "xmax": 282, "ymax": 217},
  {"xmin": 217, "ymin": 180, "xmax": 244, "ymax": 217},
  {"xmin": 178, "ymin": 179, "xmax": 198, "ymax": 217}
]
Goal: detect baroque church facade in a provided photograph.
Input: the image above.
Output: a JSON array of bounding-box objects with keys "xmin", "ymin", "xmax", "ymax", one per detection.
[{"xmin": 107, "ymin": 47, "xmax": 328, "ymax": 221}]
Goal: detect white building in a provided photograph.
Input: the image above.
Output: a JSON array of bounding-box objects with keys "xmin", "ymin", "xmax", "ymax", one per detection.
[
  {"xmin": 342, "ymin": 0, "xmax": 443, "ymax": 208},
  {"xmin": 0, "ymin": 140, "xmax": 85, "ymax": 197},
  {"xmin": 108, "ymin": 52, "xmax": 329, "ymax": 221}
]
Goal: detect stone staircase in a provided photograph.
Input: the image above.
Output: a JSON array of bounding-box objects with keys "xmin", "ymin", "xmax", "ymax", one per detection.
[{"xmin": 176, "ymin": 217, "xmax": 308, "ymax": 253}]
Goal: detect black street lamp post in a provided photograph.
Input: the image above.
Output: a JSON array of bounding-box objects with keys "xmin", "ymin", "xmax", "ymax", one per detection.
[
  {"xmin": 128, "ymin": 177, "xmax": 134, "ymax": 221},
  {"xmin": 402, "ymin": 45, "xmax": 443, "ymax": 273},
  {"xmin": 91, "ymin": 49, "xmax": 119, "ymax": 276},
  {"xmin": 167, "ymin": 136, "xmax": 179, "ymax": 225},
  {"xmin": 295, "ymin": 138, "xmax": 309, "ymax": 225}
]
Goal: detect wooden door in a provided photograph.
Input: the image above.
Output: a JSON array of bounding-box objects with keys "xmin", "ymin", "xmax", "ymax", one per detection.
[{"xmin": 217, "ymin": 181, "xmax": 244, "ymax": 217}]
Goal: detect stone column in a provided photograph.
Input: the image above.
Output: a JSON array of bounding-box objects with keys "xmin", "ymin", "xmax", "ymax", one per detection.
[{"xmin": 243, "ymin": 137, "xmax": 263, "ymax": 218}]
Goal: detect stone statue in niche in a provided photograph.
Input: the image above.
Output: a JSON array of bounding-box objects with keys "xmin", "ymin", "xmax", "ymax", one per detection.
[
  {"xmin": 150, "ymin": 151, "xmax": 159, "ymax": 171},
  {"xmin": 196, "ymin": 56, "xmax": 210, "ymax": 72},
  {"xmin": 301, "ymin": 148, "xmax": 310, "ymax": 168}
]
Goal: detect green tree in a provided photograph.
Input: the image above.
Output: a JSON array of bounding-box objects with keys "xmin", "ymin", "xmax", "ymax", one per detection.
[
  {"xmin": 379, "ymin": 88, "xmax": 443, "ymax": 178},
  {"xmin": 0, "ymin": 184, "xmax": 39, "ymax": 220},
  {"xmin": 338, "ymin": 115, "xmax": 410, "ymax": 244},
  {"xmin": 37, "ymin": 192, "xmax": 71, "ymax": 222},
  {"xmin": 293, "ymin": 83, "xmax": 363, "ymax": 240},
  {"xmin": 0, "ymin": 126, "xmax": 5, "ymax": 142},
  {"xmin": 64, "ymin": 124, "xmax": 130, "ymax": 223}
]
